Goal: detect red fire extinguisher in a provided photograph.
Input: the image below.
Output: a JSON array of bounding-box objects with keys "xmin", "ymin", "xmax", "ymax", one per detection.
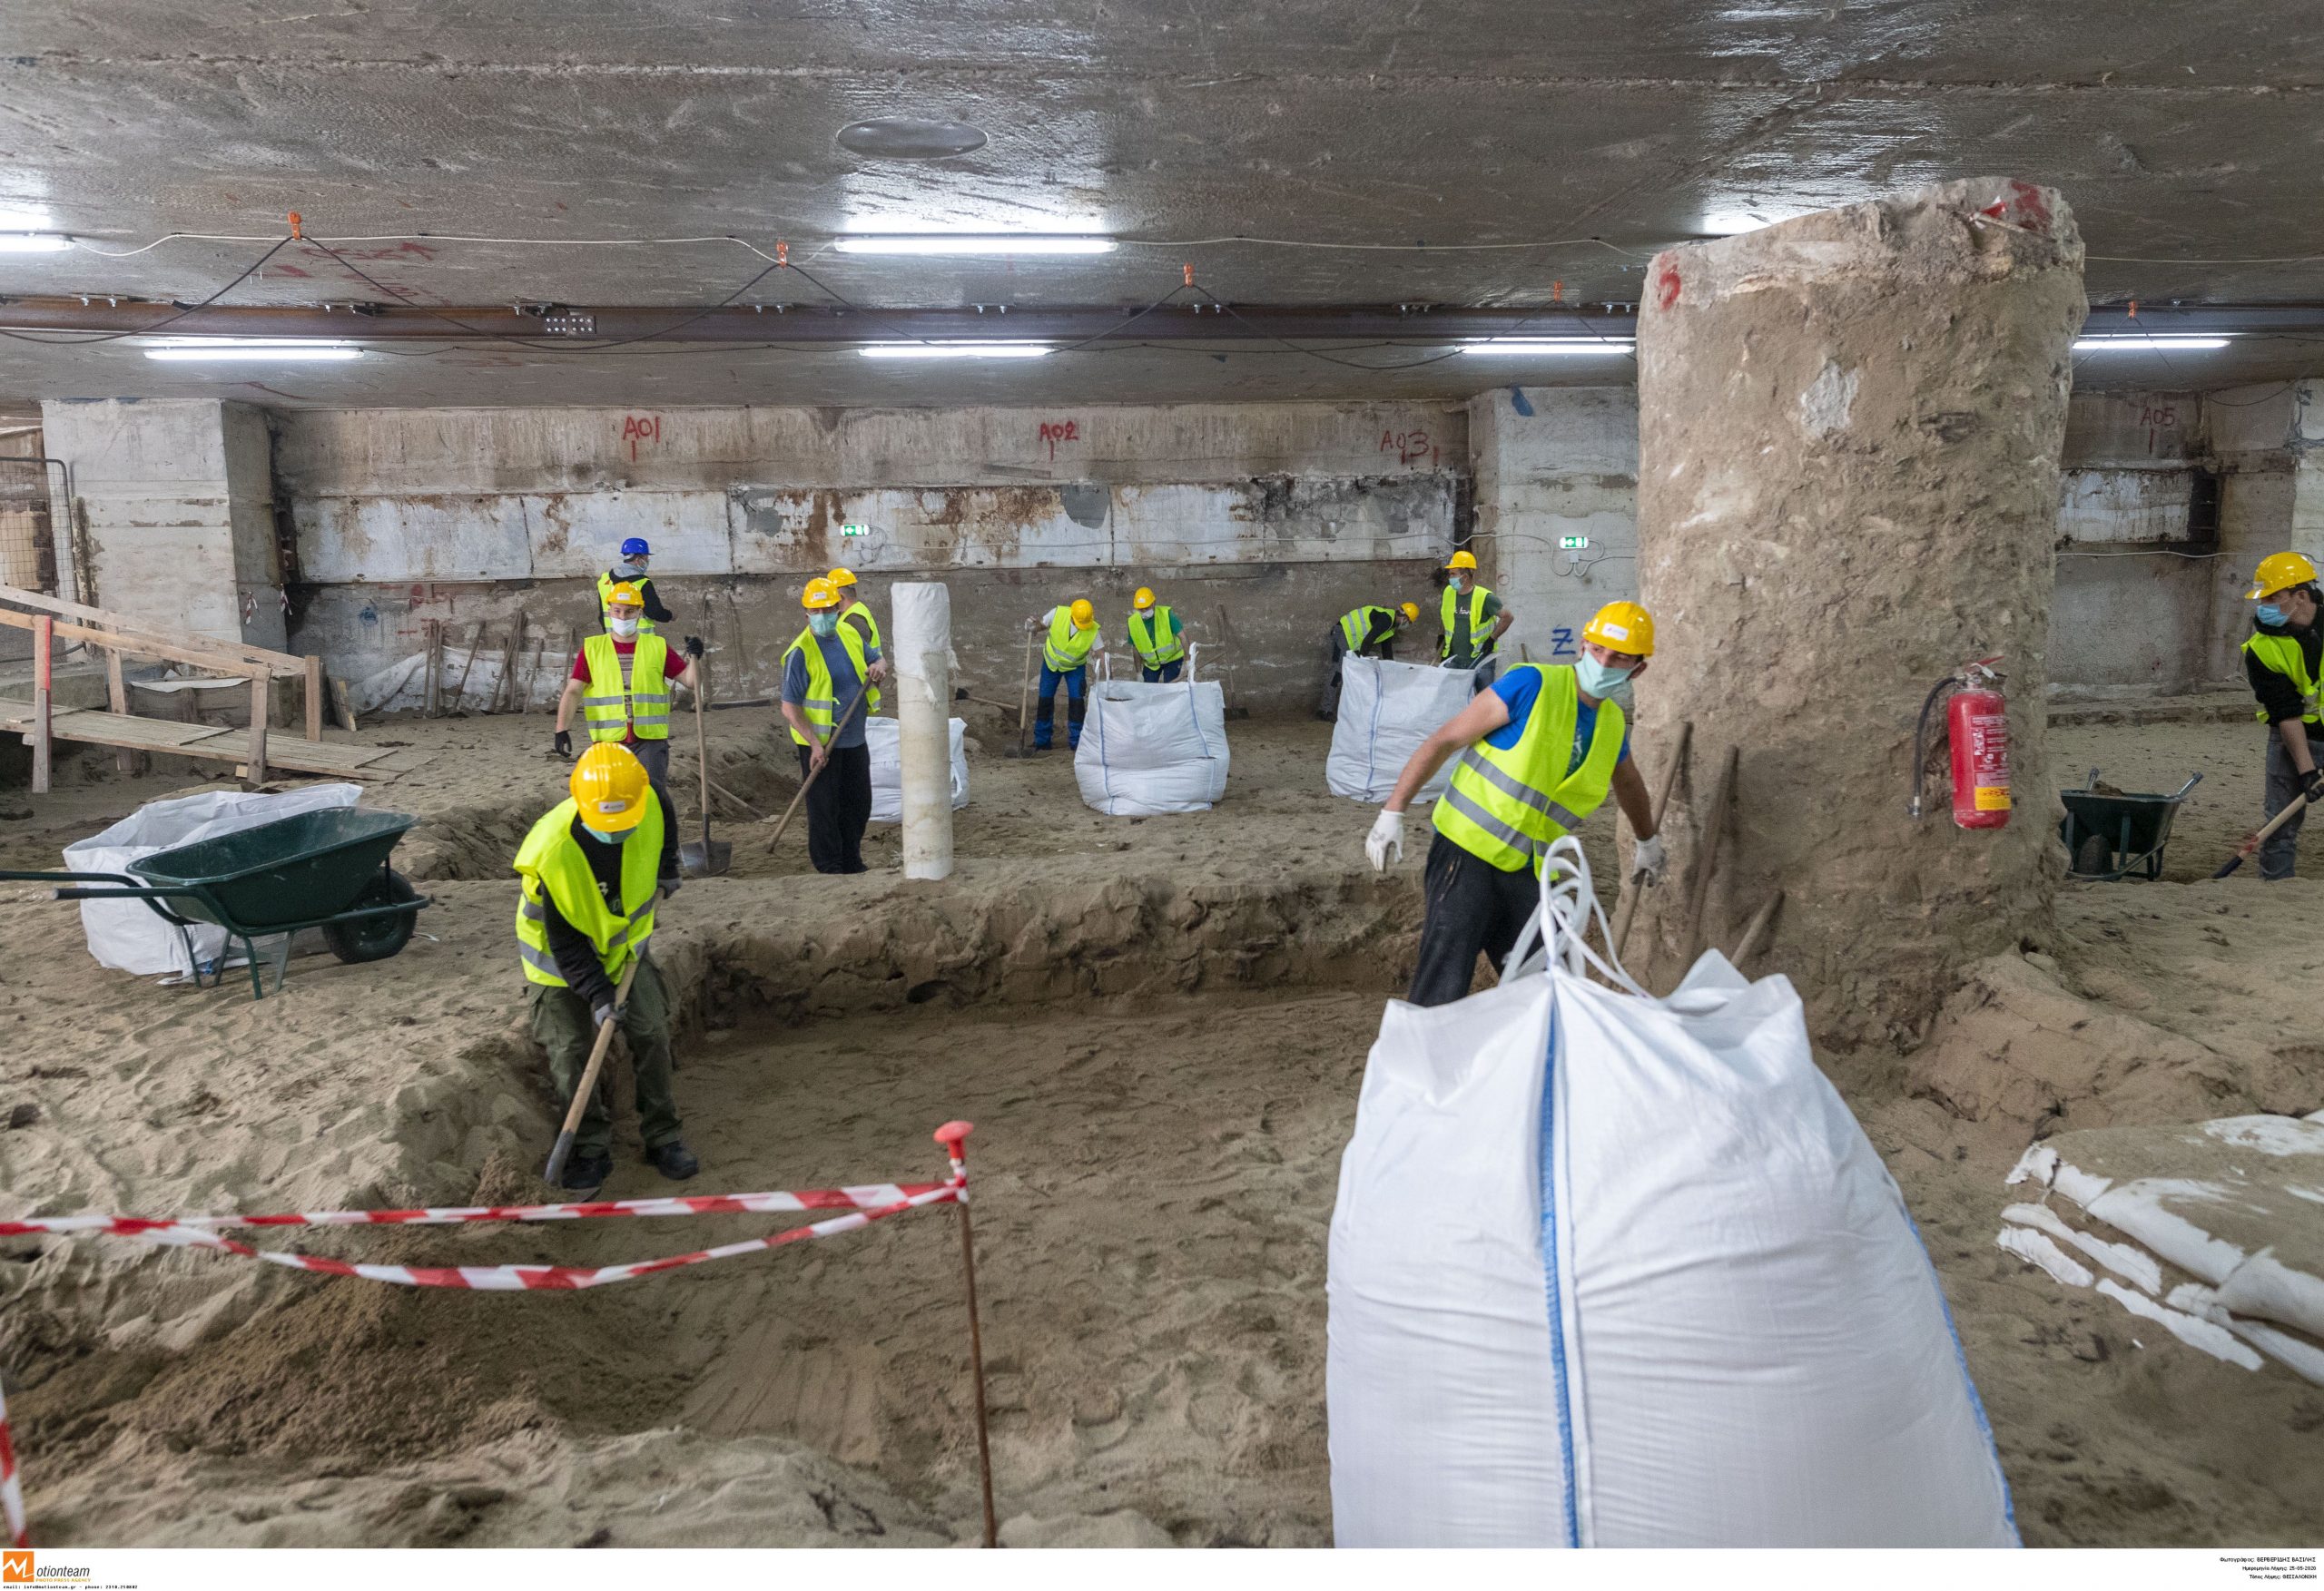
[{"xmin": 1947, "ymin": 661, "xmax": 2010, "ymax": 829}]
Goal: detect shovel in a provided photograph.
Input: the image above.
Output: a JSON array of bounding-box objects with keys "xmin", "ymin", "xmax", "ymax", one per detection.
[
  {"xmin": 763, "ymin": 674, "xmax": 874, "ymax": 847},
  {"xmin": 678, "ymin": 669, "xmax": 731, "ymax": 877},
  {"xmin": 544, "ymin": 955, "xmax": 642, "ymax": 1188}
]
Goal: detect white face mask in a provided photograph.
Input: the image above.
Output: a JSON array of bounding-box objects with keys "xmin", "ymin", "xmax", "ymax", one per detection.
[
  {"xmin": 609, "ymin": 614, "xmax": 640, "ymax": 640},
  {"xmin": 581, "ymin": 823, "xmax": 625, "ymax": 845},
  {"xmin": 1574, "ymin": 653, "xmax": 1637, "ymax": 709}
]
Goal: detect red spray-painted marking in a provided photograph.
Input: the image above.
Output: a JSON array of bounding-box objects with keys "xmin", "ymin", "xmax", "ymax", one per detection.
[
  {"xmin": 1039, "ymin": 419, "xmax": 1079, "ymax": 461},
  {"xmin": 622, "ymin": 414, "xmax": 662, "ymax": 462},
  {"xmin": 1654, "ymin": 263, "xmax": 1681, "ymax": 310}
]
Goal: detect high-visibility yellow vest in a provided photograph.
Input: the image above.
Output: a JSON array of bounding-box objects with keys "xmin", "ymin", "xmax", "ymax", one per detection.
[
  {"xmin": 1127, "ymin": 606, "xmax": 1185, "ymax": 667},
  {"xmin": 513, "ymin": 797, "xmax": 663, "ymax": 988},
  {"xmin": 1340, "ymin": 605, "xmax": 1395, "ymax": 651},
  {"xmin": 784, "ymin": 623, "xmax": 871, "ymax": 747},
  {"xmin": 579, "ymin": 633, "xmax": 673, "ymax": 742},
  {"xmin": 2244, "ymin": 631, "xmax": 2321, "ymax": 724},
  {"xmin": 1441, "ymin": 582, "xmax": 1496, "ymax": 663},
  {"xmin": 598, "ymin": 570, "xmax": 655, "ymax": 636},
  {"xmin": 1044, "ymin": 607, "xmax": 1098, "ymax": 673},
  {"xmin": 1433, "ymin": 663, "xmax": 1624, "ymax": 874},
  {"xmin": 838, "ymin": 599, "xmax": 883, "ymax": 713}
]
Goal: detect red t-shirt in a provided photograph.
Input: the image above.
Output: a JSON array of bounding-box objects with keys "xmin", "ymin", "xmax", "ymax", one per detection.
[{"xmin": 570, "ymin": 639, "xmax": 688, "ymax": 744}]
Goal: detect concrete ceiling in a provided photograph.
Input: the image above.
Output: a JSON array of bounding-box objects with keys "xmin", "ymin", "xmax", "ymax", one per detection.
[{"xmin": 5, "ymin": 1, "xmax": 2324, "ymax": 407}]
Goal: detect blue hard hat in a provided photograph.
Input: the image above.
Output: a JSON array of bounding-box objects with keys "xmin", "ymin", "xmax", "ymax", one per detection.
[{"xmin": 619, "ymin": 536, "xmax": 651, "ymax": 558}]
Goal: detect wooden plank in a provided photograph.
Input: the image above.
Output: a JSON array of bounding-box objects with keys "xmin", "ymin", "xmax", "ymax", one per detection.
[
  {"xmin": 0, "ymin": 702, "xmax": 235, "ymax": 751},
  {"xmin": 247, "ymin": 674, "xmax": 269, "ymax": 784},
  {"xmin": 0, "ymin": 582, "xmax": 305, "ymax": 673},
  {"xmin": 304, "ymin": 654, "xmax": 323, "ymax": 742},
  {"xmin": 104, "ymin": 648, "xmax": 135, "ymax": 776},
  {"xmin": 30, "ymin": 615, "xmax": 50, "ymax": 794}
]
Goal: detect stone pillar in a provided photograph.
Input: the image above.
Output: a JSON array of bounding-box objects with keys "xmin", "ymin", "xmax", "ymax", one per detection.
[
  {"xmin": 892, "ymin": 581, "xmax": 954, "ymax": 881},
  {"xmin": 1626, "ymin": 178, "xmax": 2085, "ymax": 1046},
  {"xmin": 1468, "ymin": 386, "xmax": 1638, "ymax": 668},
  {"xmin": 39, "ymin": 398, "xmax": 286, "ymax": 648}
]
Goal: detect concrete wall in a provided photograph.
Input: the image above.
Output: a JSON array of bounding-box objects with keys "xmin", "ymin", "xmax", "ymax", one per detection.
[
  {"xmin": 271, "ymin": 402, "xmax": 1469, "ymax": 709},
  {"xmin": 1467, "ymin": 387, "xmax": 1637, "ymax": 667}
]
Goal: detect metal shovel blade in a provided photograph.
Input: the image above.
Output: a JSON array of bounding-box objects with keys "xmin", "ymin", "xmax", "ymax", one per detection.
[{"xmin": 679, "ymin": 834, "xmax": 733, "ymax": 877}]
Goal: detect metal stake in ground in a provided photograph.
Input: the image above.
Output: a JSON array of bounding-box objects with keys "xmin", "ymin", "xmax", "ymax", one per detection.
[
  {"xmin": 934, "ymin": 1120, "xmax": 998, "ymax": 1548},
  {"xmin": 542, "ymin": 955, "xmax": 642, "ymax": 1187}
]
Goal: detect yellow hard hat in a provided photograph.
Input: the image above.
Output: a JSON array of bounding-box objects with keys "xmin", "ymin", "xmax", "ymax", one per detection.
[
  {"xmin": 826, "ymin": 566, "xmax": 858, "ymax": 589},
  {"xmin": 1444, "ymin": 550, "xmax": 1479, "ymax": 572},
  {"xmin": 1069, "ymin": 598, "xmax": 1096, "ymax": 629},
  {"xmin": 1399, "ymin": 601, "xmax": 1421, "ymax": 623},
  {"xmin": 605, "ymin": 581, "xmax": 645, "ymax": 611},
  {"xmin": 569, "ymin": 742, "xmax": 651, "ymax": 833},
  {"xmin": 2248, "ymin": 551, "xmax": 2319, "ymax": 601},
  {"xmin": 1133, "ymin": 586, "xmax": 1156, "ymax": 611},
  {"xmin": 803, "ymin": 576, "xmax": 842, "ymax": 610},
  {"xmin": 1582, "ymin": 599, "xmax": 1656, "ymax": 658}
]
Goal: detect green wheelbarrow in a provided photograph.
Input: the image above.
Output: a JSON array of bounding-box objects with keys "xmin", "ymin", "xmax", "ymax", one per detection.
[
  {"xmin": 5, "ymin": 808, "xmax": 431, "ymax": 999},
  {"xmin": 2058, "ymin": 770, "xmax": 2201, "ymax": 882}
]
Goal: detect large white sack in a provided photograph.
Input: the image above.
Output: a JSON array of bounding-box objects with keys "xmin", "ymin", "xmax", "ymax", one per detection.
[
  {"xmin": 867, "ymin": 715, "xmax": 969, "ymax": 824},
  {"xmin": 63, "ymin": 784, "xmax": 365, "ymax": 976},
  {"xmin": 1075, "ymin": 680, "xmax": 1230, "ymax": 816},
  {"xmin": 1327, "ymin": 656, "xmax": 1475, "ymax": 801},
  {"xmin": 1327, "ymin": 840, "xmax": 2015, "ymax": 1548}
]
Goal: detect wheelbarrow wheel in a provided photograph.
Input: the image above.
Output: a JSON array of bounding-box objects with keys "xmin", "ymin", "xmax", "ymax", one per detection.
[
  {"xmin": 2072, "ymin": 832, "xmax": 2112, "ymax": 879},
  {"xmin": 323, "ymin": 868, "xmax": 420, "ymax": 964}
]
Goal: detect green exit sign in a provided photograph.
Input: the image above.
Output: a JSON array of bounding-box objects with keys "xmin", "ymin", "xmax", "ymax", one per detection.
[
  {"xmin": 840, "ymin": 523, "xmax": 870, "ymax": 537},
  {"xmin": 1558, "ymin": 535, "xmax": 1590, "ymax": 550}
]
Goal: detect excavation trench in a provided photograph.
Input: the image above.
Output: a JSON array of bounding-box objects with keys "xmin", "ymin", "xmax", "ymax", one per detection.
[{"xmin": 5, "ymin": 857, "xmax": 1423, "ymax": 1547}]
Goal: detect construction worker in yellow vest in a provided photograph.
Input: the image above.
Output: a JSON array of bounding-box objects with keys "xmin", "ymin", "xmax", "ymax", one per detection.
[
  {"xmin": 1440, "ymin": 549, "xmax": 1514, "ymax": 690},
  {"xmin": 826, "ymin": 566, "xmax": 884, "ymax": 713},
  {"xmin": 1320, "ymin": 600, "xmax": 1422, "ymax": 719},
  {"xmin": 1367, "ymin": 600, "xmax": 1665, "ymax": 1006},
  {"xmin": 1026, "ymin": 598, "xmax": 1099, "ymax": 751},
  {"xmin": 553, "ymin": 582, "xmax": 697, "ymax": 890},
  {"xmin": 599, "ymin": 536, "xmax": 673, "ymax": 636},
  {"xmin": 1127, "ymin": 587, "xmax": 1187, "ymax": 683},
  {"xmin": 2238, "ymin": 551, "xmax": 2324, "ymax": 879},
  {"xmin": 516, "ymin": 741, "xmax": 696, "ymax": 1191},
  {"xmin": 781, "ymin": 577, "xmax": 889, "ymax": 874}
]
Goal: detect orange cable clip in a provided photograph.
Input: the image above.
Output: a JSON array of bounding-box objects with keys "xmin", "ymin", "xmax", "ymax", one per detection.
[
  {"xmin": 1183, "ymin": 262, "xmax": 1195, "ymax": 288},
  {"xmin": 287, "ymin": 211, "xmax": 303, "ymax": 241},
  {"xmin": 775, "ymin": 240, "xmax": 789, "ymax": 268},
  {"xmin": 2126, "ymin": 298, "xmax": 2138, "ymax": 319},
  {"xmin": 1551, "ymin": 280, "xmax": 1564, "ymax": 303}
]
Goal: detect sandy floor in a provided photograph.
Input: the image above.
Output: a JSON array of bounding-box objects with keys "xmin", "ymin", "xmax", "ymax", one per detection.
[{"xmin": 0, "ymin": 702, "xmax": 2318, "ymax": 1547}]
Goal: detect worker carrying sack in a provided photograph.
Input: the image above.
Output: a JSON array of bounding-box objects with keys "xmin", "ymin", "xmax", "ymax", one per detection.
[
  {"xmin": 866, "ymin": 715, "xmax": 970, "ymax": 823},
  {"xmin": 1326, "ymin": 838, "xmax": 2016, "ymax": 1547},
  {"xmin": 1326, "ymin": 656, "xmax": 1476, "ymax": 802},
  {"xmin": 1075, "ymin": 678, "xmax": 1231, "ymax": 816}
]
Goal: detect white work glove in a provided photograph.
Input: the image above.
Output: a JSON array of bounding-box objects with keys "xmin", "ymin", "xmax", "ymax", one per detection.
[
  {"xmin": 1630, "ymin": 834, "xmax": 1667, "ymax": 887},
  {"xmin": 1365, "ymin": 809, "xmax": 1405, "ymax": 870}
]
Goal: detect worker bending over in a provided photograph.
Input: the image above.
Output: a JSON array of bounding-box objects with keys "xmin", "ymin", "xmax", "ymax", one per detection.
[
  {"xmin": 600, "ymin": 536, "xmax": 674, "ymax": 635},
  {"xmin": 782, "ymin": 577, "xmax": 889, "ymax": 874},
  {"xmin": 1440, "ymin": 550, "xmax": 1513, "ymax": 689},
  {"xmin": 2240, "ymin": 551, "xmax": 2324, "ymax": 879},
  {"xmin": 827, "ymin": 566, "xmax": 884, "ymax": 714},
  {"xmin": 1368, "ymin": 601, "xmax": 1665, "ymax": 1006},
  {"xmin": 554, "ymin": 582, "xmax": 697, "ymax": 891},
  {"xmin": 1320, "ymin": 600, "xmax": 1421, "ymax": 720},
  {"xmin": 1029, "ymin": 598, "xmax": 1100, "ymax": 751},
  {"xmin": 1127, "ymin": 587, "xmax": 1187, "ymax": 683},
  {"xmin": 517, "ymin": 742, "xmax": 697, "ymax": 1191}
]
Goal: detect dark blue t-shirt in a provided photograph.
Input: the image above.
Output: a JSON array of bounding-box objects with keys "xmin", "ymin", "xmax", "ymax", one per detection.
[
  {"xmin": 1484, "ymin": 665, "xmax": 1631, "ymax": 773},
  {"xmin": 781, "ymin": 633, "xmax": 881, "ymax": 750}
]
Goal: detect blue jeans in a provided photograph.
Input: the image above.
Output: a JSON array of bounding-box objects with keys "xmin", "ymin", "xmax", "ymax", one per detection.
[
  {"xmin": 1140, "ymin": 660, "xmax": 1184, "ymax": 683},
  {"xmin": 1035, "ymin": 663, "xmax": 1086, "ymax": 748}
]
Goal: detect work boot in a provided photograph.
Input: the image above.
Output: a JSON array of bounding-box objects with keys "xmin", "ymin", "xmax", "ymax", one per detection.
[
  {"xmin": 649, "ymin": 1140, "xmax": 701, "ymax": 1180},
  {"xmin": 560, "ymin": 1151, "xmax": 613, "ymax": 1193}
]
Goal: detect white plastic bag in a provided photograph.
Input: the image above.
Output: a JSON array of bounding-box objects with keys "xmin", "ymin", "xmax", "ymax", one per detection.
[
  {"xmin": 1326, "ymin": 840, "xmax": 2016, "ymax": 1548},
  {"xmin": 866, "ymin": 716, "xmax": 969, "ymax": 824},
  {"xmin": 1075, "ymin": 680, "xmax": 1230, "ymax": 816},
  {"xmin": 1327, "ymin": 656, "xmax": 1476, "ymax": 801},
  {"xmin": 63, "ymin": 784, "xmax": 365, "ymax": 976}
]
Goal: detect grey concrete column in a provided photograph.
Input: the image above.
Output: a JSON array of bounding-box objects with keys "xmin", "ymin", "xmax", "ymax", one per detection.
[
  {"xmin": 1467, "ymin": 387, "xmax": 1637, "ymax": 668},
  {"xmin": 1626, "ymin": 178, "xmax": 2085, "ymax": 1046}
]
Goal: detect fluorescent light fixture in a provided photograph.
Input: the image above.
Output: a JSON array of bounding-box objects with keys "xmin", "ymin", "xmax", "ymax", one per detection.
[
  {"xmin": 835, "ymin": 234, "xmax": 1116, "ymax": 255},
  {"xmin": 857, "ymin": 341, "xmax": 1051, "ymax": 359},
  {"xmin": 2073, "ymin": 336, "xmax": 2229, "ymax": 352},
  {"xmin": 143, "ymin": 338, "xmax": 365, "ymax": 362},
  {"xmin": 1460, "ymin": 339, "xmax": 1635, "ymax": 356},
  {"xmin": 0, "ymin": 233, "xmax": 71, "ymax": 253}
]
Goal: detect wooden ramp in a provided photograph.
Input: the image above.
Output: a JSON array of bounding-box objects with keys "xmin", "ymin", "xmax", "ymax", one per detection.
[{"xmin": 0, "ymin": 701, "xmax": 434, "ymax": 782}]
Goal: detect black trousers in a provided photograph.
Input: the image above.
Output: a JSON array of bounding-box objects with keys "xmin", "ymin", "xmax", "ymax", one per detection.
[
  {"xmin": 1319, "ymin": 633, "xmax": 1394, "ymax": 719},
  {"xmin": 1406, "ymin": 830, "xmax": 1541, "ymax": 1007},
  {"xmin": 796, "ymin": 741, "xmax": 872, "ymax": 874}
]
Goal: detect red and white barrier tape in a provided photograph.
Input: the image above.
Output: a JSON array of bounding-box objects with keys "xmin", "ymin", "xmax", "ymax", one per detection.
[
  {"xmin": 0, "ymin": 1370, "xmax": 24, "ymax": 1549},
  {"xmin": 0, "ymin": 1180, "xmax": 952, "ymax": 1235}
]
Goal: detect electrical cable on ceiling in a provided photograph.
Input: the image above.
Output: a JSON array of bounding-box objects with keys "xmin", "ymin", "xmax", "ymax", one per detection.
[{"xmin": 0, "ymin": 236, "xmax": 293, "ymax": 347}]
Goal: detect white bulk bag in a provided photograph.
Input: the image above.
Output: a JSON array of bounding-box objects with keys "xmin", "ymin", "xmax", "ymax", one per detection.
[
  {"xmin": 1327, "ymin": 656, "xmax": 1475, "ymax": 801},
  {"xmin": 63, "ymin": 783, "xmax": 366, "ymax": 976},
  {"xmin": 866, "ymin": 715, "xmax": 970, "ymax": 824},
  {"xmin": 1075, "ymin": 680, "xmax": 1230, "ymax": 816},
  {"xmin": 1326, "ymin": 840, "xmax": 2016, "ymax": 1548}
]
